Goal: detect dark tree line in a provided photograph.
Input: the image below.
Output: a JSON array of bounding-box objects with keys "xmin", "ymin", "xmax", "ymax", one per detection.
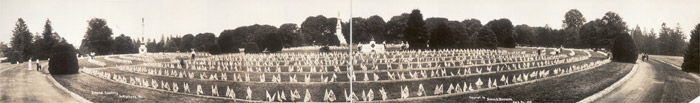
[{"xmin": 2, "ymin": 18, "xmax": 78, "ymax": 74}]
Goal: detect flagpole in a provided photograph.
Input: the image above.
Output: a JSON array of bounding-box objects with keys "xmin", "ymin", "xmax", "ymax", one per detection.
[{"xmin": 349, "ymin": 0, "xmax": 353, "ymax": 102}]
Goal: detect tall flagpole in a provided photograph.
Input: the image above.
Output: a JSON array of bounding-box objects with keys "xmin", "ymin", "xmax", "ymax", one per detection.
[{"xmin": 349, "ymin": 0, "xmax": 353, "ymax": 102}]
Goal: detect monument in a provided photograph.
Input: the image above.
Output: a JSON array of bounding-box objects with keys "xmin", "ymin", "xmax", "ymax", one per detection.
[
  {"xmin": 139, "ymin": 18, "xmax": 147, "ymax": 54},
  {"xmin": 358, "ymin": 37, "xmax": 386, "ymax": 53},
  {"xmin": 335, "ymin": 11, "xmax": 348, "ymax": 45}
]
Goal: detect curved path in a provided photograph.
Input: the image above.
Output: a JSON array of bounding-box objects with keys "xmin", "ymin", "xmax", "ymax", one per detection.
[
  {"xmin": 0, "ymin": 62, "xmax": 81, "ymax": 103},
  {"xmin": 594, "ymin": 58, "xmax": 700, "ymax": 102}
]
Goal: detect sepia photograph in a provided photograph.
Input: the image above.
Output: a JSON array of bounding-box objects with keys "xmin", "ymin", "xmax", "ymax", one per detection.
[{"xmin": 0, "ymin": 0, "xmax": 699, "ymax": 102}]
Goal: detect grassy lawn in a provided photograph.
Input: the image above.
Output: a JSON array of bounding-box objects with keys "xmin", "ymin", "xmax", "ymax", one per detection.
[
  {"xmin": 419, "ymin": 62, "xmax": 634, "ymax": 102},
  {"xmin": 650, "ymin": 55, "xmax": 684, "ymax": 67},
  {"xmin": 57, "ymin": 48, "xmax": 630, "ymax": 102}
]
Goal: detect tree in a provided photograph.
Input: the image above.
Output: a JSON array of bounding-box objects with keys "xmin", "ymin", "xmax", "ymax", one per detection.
[
  {"xmin": 264, "ymin": 32, "xmax": 283, "ymax": 52},
  {"xmin": 462, "ymin": 19, "xmax": 483, "ymax": 48},
  {"xmin": 208, "ymin": 44, "xmax": 222, "ymax": 54},
  {"xmin": 10, "ymin": 18, "xmax": 33, "ymax": 62},
  {"xmin": 424, "ymin": 17, "xmax": 449, "ymax": 36},
  {"xmin": 429, "ymin": 23, "xmax": 456, "ymax": 49},
  {"xmin": 514, "ymin": 24, "xmax": 535, "ymax": 46},
  {"xmin": 405, "ymin": 9, "xmax": 429, "ymax": 49},
  {"xmin": 0, "ymin": 42, "xmax": 8, "ymax": 58},
  {"xmin": 278, "ymin": 23, "xmax": 300, "ymax": 47},
  {"xmin": 163, "ymin": 36, "xmax": 181, "ymax": 52},
  {"xmin": 535, "ymin": 26, "xmax": 554, "ymax": 47},
  {"xmin": 366, "ymin": 15, "xmax": 386, "ymax": 43},
  {"xmin": 35, "ymin": 19, "xmax": 60, "ymax": 60},
  {"xmin": 179, "ymin": 34, "xmax": 195, "ymax": 52},
  {"xmin": 682, "ymin": 24, "xmax": 700, "ymax": 73},
  {"xmin": 579, "ymin": 12, "xmax": 628, "ymax": 51},
  {"xmin": 475, "ymin": 28, "xmax": 498, "ymax": 49},
  {"xmin": 112, "ymin": 34, "xmax": 134, "ymax": 54},
  {"xmin": 657, "ymin": 23, "xmax": 687, "ymax": 56},
  {"xmin": 218, "ymin": 30, "xmax": 238, "ymax": 53},
  {"xmin": 49, "ymin": 40, "xmax": 79, "ymax": 74},
  {"xmin": 244, "ymin": 42, "xmax": 260, "ymax": 53},
  {"xmin": 350, "ymin": 17, "xmax": 372, "ymax": 43},
  {"xmin": 503, "ymin": 36, "xmax": 517, "ymax": 48},
  {"xmin": 612, "ymin": 33, "xmax": 637, "ymax": 63},
  {"xmin": 447, "ymin": 21, "xmax": 470, "ymax": 48},
  {"xmin": 80, "ymin": 18, "xmax": 114, "ymax": 55},
  {"xmin": 598, "ymin": 12, "xmax": 628, "ymax": 50},
  {"xmin": 385, "ymin": 13, "xmax": 409, "ymax": 44},
  {"xmin": 193, "ymin": 33, "xmax": 217, "ymax": 51},
  {"xmin": 563, "ymin": 9, "xmax": 586, "ymax": 47},
  {"xmin": 579, "ymin": 19, "xmax": 604, "ymax": 49},
  {"xmin": 641, "ymin": 29, "xmax": 659, "ymax": 54},
  {"xmin": 300, "ymin": 15, "xmax": 337, "ymax": 45},
  {"xmin": 631, "ymin": 25, "xmax": 644, "ymax": 52},
  {"xmin": 485, "ymin": 18, "xmax": 514, "ymax": 47}
]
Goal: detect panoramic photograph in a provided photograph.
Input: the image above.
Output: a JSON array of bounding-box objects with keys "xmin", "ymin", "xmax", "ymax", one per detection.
[{"xmin": 1, "ymin": 0, "xmax": 699, "ymax": 102}]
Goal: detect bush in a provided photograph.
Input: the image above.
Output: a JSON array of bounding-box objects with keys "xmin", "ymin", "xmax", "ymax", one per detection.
[
  {"xmin": 243, "ymin": 42, "xmax": 260, "ymax": 54},
  {"xmin": 611, "ymin": 33, "xmax": 638, "ymax": 63},
  {"xmin": 319, "ymin": 46, "xmax": 331, "ymax": 52},
  {"xmin": 49, "ymin": 42, "xmax": 79, "ymax": 74},
  {"xmin": 475, "ymin": 28, "xmax": 498, "ymax": 49},
  {"xmin": 503, "ymin": 36, "xmax": 517, "ymax": 48},
  {"xmin": 682, "ymin": 24, "xmax": 700, "ymax": 73}
]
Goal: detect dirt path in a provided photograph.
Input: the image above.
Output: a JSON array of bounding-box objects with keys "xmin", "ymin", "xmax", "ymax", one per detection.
[
  {"xmin": 595, "ymin": 59, "xmax": 700, "ymax": 102},
  {"xmin": 0, "ymin": 62, "xmax": 81, "ymax": 103}
]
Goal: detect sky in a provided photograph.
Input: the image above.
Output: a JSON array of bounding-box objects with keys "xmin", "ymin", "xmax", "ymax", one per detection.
[{"xmin": 1, "ymin": 0, "xmax": 699, "ymax": 47}]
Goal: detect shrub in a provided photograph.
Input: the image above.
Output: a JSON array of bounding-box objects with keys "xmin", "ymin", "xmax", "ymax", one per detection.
[
  {"xmin": 49, "ymin": 42, "xmax": 79, "ymax": 74},
  {"xmin": 319, "ymin": 46, "xmax": 331, "ymax": 52},
  {"xmin": 503, "ymin": 36, "xmax": 517, "ymax": 48},
  {"xmin": 611, "ymin": 33, "xmax": 638, "ymax": 63},
  {"xmin": 475, "ymin": 28, "xmax": 498, "ymax": 49},
  {"xmin": 243, "ymin": 42, "xmax": 260, "ymax": 54},
  {"xmin": 682, "ymin": 24, "xmax": 700, "ymax": 73}
]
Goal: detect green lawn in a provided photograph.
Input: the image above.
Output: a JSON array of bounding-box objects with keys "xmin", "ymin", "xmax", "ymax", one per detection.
[{"xmin": 417, "ymin": 62, "xmax": 634, "ymax": 102}]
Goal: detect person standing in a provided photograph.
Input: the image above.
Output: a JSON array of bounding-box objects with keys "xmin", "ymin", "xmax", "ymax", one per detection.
[{"xmin": 36, "ymin": 61, "xmax": 41, "ymax": 71}]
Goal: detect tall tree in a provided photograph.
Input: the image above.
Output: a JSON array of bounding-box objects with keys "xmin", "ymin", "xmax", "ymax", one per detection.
[
  {"xmin": 10, "ymin": 18, "xmax": 33, "ymax": 62},
  {"xmin": 514, "ymin": 24, "xmax": 536, "ymax": 46},
  {"xmin": 385, "ymin": 13, "xmax": 409, "ymax": 44},
  {"xmin": 428, "ymin": 23, "xmax": 456, "ymax": 49},
  {"xmin": 218, "ymin": 30, "xmax": 238, "ymax": 53},
  {"xmin": 193, "ymin": 33, "xmax": 217, "ymax": 51},
  {"xmin": 365, "ymin": 15, "xmax": 386, "ymax": 43},
  {"xmin": 277, "ymin": 23, "xmax": 300, "ymax": 47},
  {"xmin": 682, "ymin": 24, "xmax": 700, "ymax": 72},
  {"xmin": 179, "ymin": 34, "xmax": 195, "ymax": 52},
  {"xmin": 631, "ymin": 25, "xmax": 644, "ymax": 53},
  {"xmin": 80, "ymin": 18, "xmax": 114, "ymax": 55},
  {"xmin": 34, "ymin": 19, "xmax": 60, "ymax": 60},
  {"xmin": 462, "ymin": 18, "xmax": 482, "ymax": 48},
  {"xmin": 446, "ymin": 21, "xmax": 470, "ymax": 48},
  {"xmin": 163, "ymin": 36, "xmax": 181, "ymax": 52},
  {"xmin": 657, "ymin": 23, "xmax": 687, "ymax": 56},
  {"xmin": 475, "ymin": 27, "xmax": 498, "ymax": 49},
  {"xmin": 405, "ymin": 9, "xmax": 429, "ymax": 49},
  {"xmin": 112, "ymin": 34, "xmax": 134, "ymax": 54},
  {"xmin": 563, "ymin": 9, "xmax": 586, "ymax": 47},
  {"xmin": 485, "ymin": 18, "xmax": 514, "ymax": 47},
  {"xmin": 424, "ymin": 17, "xmax": 449, "ymax": 37},
  {"xmin": 300, "ymin": 15, "xmax": 331, "ymax": 45}
]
